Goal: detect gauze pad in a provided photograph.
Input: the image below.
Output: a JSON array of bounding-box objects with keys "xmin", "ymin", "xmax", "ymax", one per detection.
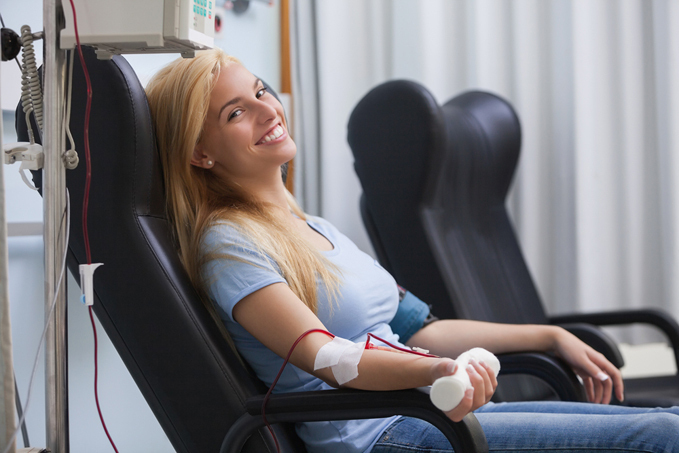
[
  {"xmin": 314, "ymin": 337, "xmax": 365, "ymax": 385},
  {"xmin": 428, "ymin": 347, "xmax": 500, "ymax": 412}
]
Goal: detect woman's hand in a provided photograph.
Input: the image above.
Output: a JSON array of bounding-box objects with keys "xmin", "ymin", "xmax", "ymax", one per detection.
[
  {"xmin": 407, "ymin": 319, "xmax": 624, "ymax": 405},
  {"xmin": 551, "ymin": 328, "xmax": 624, "ymax": 404},
  {"xmin": 430, "ymin": 358, "xmax": 498, "ymax": 422}
]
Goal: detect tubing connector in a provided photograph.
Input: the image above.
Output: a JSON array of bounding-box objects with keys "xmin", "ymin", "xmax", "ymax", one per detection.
[{"xmin": 79, "ymin": 263, "xmax": 103, "ymax": 306}]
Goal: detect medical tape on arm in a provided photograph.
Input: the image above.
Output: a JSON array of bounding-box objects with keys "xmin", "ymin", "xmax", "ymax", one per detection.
[{"xmin": 313, "ymin": 336, "xmax": 365, "ymax": 385}]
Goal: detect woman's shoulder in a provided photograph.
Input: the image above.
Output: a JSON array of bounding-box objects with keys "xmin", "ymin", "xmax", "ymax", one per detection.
[
  {"xmin": 202, "ymin": 220, "xmax": 256, "ymax": 251},
  {"xmin": 204, "ymin": 220, "xmax": 240, "ymax": 241}
]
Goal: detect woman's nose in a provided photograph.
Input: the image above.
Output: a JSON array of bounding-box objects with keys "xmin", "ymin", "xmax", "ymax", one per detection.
[{"xmin": 255, "ymin": 100, "xmax": 278, "ymax": 124}]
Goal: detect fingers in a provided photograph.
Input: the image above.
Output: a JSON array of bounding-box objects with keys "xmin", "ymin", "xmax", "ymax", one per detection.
[
  {"xmin": 443, "ymin": 359, "xmax": 497, "ymax": 423},
  {"xmin": 466, "ymin": 361, "xmax": 486, "ymax": 408},
  {"xmin": 582, "ymin": 376, "xmax": 594, "ymax": 402},
  {"xmin": 615, "ymin": 376, "xmax": 625, "ymax": 403},
  {"xmin": 580, "ymin": 369, "xmax": 616, "ymax": 404},
  {"xmin": 467, "ymin": 359, "xmax": 496, "ymax": 408},
  {"xmin": 483, "ymin": 360, "xmax": 499, "ymax": 390},
  {"xmin": 472, "ymin": 359, "xmax": 497, "ymax": 402},
  {"xmin": 430, "ymin": 358, "xmax": 457, "ymax": 382},
  {"xmin": 599, "ymin": 372, "xmax": 613, "ymax": 405},
  {"xmin": 586, "ymin": 351, "xmax": 624, "ymax": 404},
  {"xmin": 579, "ymin": 370, "xmax": 609, "ymax": 404},
  {"xmin": 596, "ymin": 357, "xmax": 624, "ymax": 403},
  {"xmin": 444, "ymin": 388, "xmax": 474, "ymax": 422},
  {"xmin": 592, "ymin": 373, "xmax": 605, "ymax": 404},
  {"xmin": 554, "ymin": 329, "xmax": 626, "ymax": 404},
  {"xmin": 570, "ymin": 350, "xmax": 619, "ymax": 404}
]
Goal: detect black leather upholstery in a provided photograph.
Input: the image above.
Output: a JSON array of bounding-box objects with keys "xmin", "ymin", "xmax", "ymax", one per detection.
[
  {"xmin": 350, "ymin": 81, "xmax": 455, "ymax": 320},
  {"xmin": 349, "ymin": 80, "xmax": 679, "ymax": 408},
  {"xmin": 16, "ymin": 49, "xmax": 490, "ymax": 452}
]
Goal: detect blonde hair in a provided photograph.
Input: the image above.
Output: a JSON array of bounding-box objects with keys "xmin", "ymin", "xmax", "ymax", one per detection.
[{"xmin": 145, "ymin": 48, "xmax": 339, "ymax": 314}]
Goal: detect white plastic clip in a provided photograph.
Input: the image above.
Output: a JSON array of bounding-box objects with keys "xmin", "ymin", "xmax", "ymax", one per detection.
[
  {"xmin": 79, "ymin": 263, "xmax": 104, "ymax": 306},
  {"xmin": 3, "ymin": 142, "xmax": 44, "ymax": 169}
]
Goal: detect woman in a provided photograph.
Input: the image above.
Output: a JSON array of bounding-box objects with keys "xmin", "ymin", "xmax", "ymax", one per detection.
[{"xmin": 145, "ymin": 48, "xmax": 679, "ymax": 453}]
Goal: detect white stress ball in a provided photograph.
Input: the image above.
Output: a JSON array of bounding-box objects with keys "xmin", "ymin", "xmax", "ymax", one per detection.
[{"xmin": 429, "ymin": 347, "xmax": 501, "ymax": 412}]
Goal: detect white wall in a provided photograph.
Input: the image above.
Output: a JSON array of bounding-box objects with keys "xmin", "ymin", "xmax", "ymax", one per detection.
[{"xmin": 1, "ymin": 0, "xmax": 281, "ymax": 450}]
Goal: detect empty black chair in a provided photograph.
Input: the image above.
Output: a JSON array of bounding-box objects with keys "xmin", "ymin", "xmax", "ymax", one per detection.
[
  {"xmin": 348, "ymin": 80, "xmax": 679, "ymax": 407},
  {"xmin": 15, "ymin": 49, "xmax": 490, "ymax": 452}
]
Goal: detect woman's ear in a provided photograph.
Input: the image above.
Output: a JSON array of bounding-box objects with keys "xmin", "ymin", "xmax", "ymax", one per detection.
[{"xmin": 190, "ymin": 144, "xmax": 213, "ymax": 169}]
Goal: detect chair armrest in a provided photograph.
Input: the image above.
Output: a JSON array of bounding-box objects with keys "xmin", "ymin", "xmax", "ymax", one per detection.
[
  {"xmin": 551, "ymin": 323, "xmax": 625, "ymax": 368},
  {"xmin": 497, "ymin": 352, "xmax": 587, "ymax": 402},
  {"xmin": 549, "ymin": 308, "xmax": 679, "ymax": 369},
  {"xmin": 221, "ymin": 389, "xmax": 488, "ymax": 453}
]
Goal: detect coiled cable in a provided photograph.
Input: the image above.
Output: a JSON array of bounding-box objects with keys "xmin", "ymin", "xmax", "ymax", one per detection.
[{"xmin": 20, "ymin": 25, "xmax": 43, "ymax": 142}]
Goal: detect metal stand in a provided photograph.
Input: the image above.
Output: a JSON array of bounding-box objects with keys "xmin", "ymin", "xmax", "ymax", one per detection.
[{"xmin": 42, "ymin": 0, "xmax": 69, "ymax": 451}]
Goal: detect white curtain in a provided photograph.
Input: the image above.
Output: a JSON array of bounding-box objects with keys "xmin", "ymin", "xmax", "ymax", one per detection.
[{"xmin": 293, "ymin": 0, "xmax": 679, "ymax": 339}]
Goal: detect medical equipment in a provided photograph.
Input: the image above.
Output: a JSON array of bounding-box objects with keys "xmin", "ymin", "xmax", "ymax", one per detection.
[
  {"xmin": 2, "ymin": 23, "xmax": 48, "ymax": 196},
  {"xmin": 21, "ymin": 27, "xmax": 43, "ymax": 132},
  {"xmin": 60, "ymin": 0, "xmax": 215, "ymax": 59},
  {"xmin": 79, "ymin": 263, "xmax": 103, "ymax": 306},
  {"xmin": 224, "ymin": 0, "xmax": 274, "ymax": 14},
  {"xmin": 1, "ymin": 27, "xmax": 21, "ymax": 61}
]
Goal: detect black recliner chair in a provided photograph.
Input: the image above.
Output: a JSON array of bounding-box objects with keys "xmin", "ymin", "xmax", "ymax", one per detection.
[
  {"xmin": 348, "ymin": 80, "xmax": 679, "ymax": 407},
  {"xmin": 15, "ymin": 49, "xmax": 490, "ymax": 452}
]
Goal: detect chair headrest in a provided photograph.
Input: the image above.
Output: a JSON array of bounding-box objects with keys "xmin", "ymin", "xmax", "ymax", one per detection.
[
  {"xmin": 348, "ymin": 80, "xmax": 444, "ymax": 210},
  {"xmin": 438, "ymin": 91, "xmax": 521, "ymax": 210}
]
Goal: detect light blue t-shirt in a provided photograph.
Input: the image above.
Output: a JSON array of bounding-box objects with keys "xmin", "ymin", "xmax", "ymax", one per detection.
[{"xmin": 202, "ymin": 216, "xmax": 402, "ymax": 453}]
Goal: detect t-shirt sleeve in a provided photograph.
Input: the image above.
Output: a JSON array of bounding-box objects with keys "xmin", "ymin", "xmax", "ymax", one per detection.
[{"xmin": 202, "ymin": 223, "xmax": 287, "ymax": 322}]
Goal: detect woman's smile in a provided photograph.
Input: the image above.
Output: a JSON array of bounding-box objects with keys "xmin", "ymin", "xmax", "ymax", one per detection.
[{"xmin": 256, "ymin": 123, "xmax": 287, "ymax": 145}]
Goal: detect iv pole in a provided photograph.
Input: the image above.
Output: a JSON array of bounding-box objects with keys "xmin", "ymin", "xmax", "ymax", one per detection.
[{"xmin": 42, "ymin": 0, "xmax": 69, "ymax": 451}]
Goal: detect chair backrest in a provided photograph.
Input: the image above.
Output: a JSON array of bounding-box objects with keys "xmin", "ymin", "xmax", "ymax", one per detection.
[
  {"xmin": 349, "ymin": 82, "xmax": 548, "ymax": 325},
  {"xmin": 422, "ymin": 91, "xmax": 548, "ymax": 324},
  {"xmin": 348, "ymin": 80, "xmax": 457, "ymax": 320},
  {"xmin": 16, "ymin": 47, "xmax": 302, "ymax": 452}
]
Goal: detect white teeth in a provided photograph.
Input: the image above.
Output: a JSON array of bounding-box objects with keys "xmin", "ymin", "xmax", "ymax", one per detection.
[{"xmin": 259, "ymin": 125, "xmax": 284, "ymax": 144}]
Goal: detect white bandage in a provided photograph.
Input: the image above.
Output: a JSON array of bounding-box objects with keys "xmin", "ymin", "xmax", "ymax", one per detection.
[
  {"xmin": 427, "ymin": 347, "xmax": 501, "ymax": 412},
  {"xmin": 314, "ymin": 337, "xmax": 365, "ymax": 385}
]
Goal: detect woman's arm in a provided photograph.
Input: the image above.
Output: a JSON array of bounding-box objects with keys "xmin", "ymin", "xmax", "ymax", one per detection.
[
  {"xmin": 405, "ymin": 319, "xmax": 624, "ymax": 404},
  {"xmin": 232, "ymin": 283, "xmax": 497, "ymax": 421}
]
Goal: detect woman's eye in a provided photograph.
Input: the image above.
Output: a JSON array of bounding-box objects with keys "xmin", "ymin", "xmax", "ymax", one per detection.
[
  {"xmin": 228, "ymin": 109, "xmax": 243, "ymax": 121},
  {"xmin": 256, "ymin": 87, "xmax": 267, "ymax": 98}
]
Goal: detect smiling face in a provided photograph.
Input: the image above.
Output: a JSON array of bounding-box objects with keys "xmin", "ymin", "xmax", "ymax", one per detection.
[{"xmin": 192, "ymin": 63, "xmax": 296, "ymax": 187}]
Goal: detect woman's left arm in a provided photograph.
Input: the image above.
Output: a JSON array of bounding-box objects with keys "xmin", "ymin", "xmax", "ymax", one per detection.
[{"xmin": 405, "ymin": 319, "xmax": 624, "ymax": 404}]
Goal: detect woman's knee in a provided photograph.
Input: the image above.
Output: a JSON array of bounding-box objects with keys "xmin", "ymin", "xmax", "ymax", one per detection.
[{"xmin": 633, "ymin": 412, "xmax": 679, "ymax": 452}]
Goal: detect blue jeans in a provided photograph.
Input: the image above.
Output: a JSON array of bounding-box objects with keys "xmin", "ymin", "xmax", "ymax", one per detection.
[{"xmin": 371, "ymin": 401, "xmax": 679, "ymax": 452}]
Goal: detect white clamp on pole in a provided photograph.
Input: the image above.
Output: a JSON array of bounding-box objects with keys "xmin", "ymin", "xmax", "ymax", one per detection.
[
  {"xmin": 79, "ymin": 263, "xmax": 103, "ymax": 306},
  {"xmin": 3, "ymin": 142, "xmax": 44, "ymax": 168},
  {"xmin": 4, "ymin": 142, "xmax": 45, "ymax": 191},
  {"xmin": 427, "ymin": 347, "xmax": 501, "ymax": 412}
]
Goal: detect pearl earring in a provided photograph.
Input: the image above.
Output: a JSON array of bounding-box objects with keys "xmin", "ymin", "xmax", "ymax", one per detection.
[{"xmin": 207, "ymin": 160, "xmax": 213, "ymax": 167}]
